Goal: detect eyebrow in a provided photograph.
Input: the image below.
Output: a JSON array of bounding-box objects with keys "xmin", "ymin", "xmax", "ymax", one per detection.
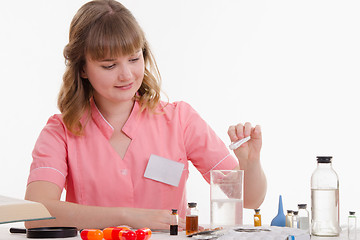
[
  {"xmin": 99, "ymin": 58, "xmax": 116, "ymax": 62},
  {"xmin": 98, "ymin": 50, "xmax": 142, "ymax": 62}
]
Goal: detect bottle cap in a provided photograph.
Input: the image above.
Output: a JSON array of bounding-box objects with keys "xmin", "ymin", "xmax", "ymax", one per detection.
[
  {"xmin": 317, "ymin": 156, "xmax": 332, "ymax": 163},
  {"xmin": 254, "ymin": 209, "xmax": 260, "ymax": 213},
  {"xmin": 287, "ymin": 210, "xmax": 293, "ymax": 214},
  {"xmin": 293, "ymin": 211, "xmax": 298, "ymax": 215},
  {"xmin": 349, "ymin": 211, "xmax": 356, "ymax": 215},
  {"xmin": 298, "ymin": 204, "xmax": 307, "ymax": 209},
  {"xmin": 172, "ymin": 209, "xmax": 178, "ymax": 214},
  {"xmin": 188, "ymin": 202, "xmax": 197, "ymax": 208}
]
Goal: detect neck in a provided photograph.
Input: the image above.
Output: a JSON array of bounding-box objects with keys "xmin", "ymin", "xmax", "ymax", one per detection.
[{"xmin": 93, "ymin": 96, "xmax": 135, "ymax": 128}]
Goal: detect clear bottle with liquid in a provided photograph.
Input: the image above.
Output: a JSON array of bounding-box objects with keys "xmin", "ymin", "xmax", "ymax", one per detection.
[
  {"xmin": 186, "ymin": 202, "xmax": 199, "ymax": 235},
  {"xmin": 286, "ymin": 210, "xmax": 293, "ymax": 227},
  {"xmin": 311, "ymin": 156, "xmax": 341, "ymax": 237},
  {"xmin": 348, "ymin": 211, "xmax": 356, "ymax": 240},
  {"xmin": 297, "ymin": 204, "xmax": 309, "ymax": 232},
  {"xmin": 292, "ymin": 211, "xmax": 299, "ymax": 228}
]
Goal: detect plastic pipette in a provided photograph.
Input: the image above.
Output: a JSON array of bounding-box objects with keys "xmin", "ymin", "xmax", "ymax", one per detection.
[{"xmin": 229, "ymin": 136, "xmax": 251, "ymax": 150}]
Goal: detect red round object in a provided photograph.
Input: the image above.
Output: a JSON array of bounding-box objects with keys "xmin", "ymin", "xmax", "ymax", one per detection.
[
  {"xmin": 112, "ymin": 227, "xmax": 130, "ymax": 240},
  {"xmin": 135, "ymin": 229, "xmax": 146, "ymax": 240},
  {"xmin": 119, "ymin": 229, "xmax": 136, "ymax": 240},
  {"xmin": 135, "ymin": 228, "xmax": 152, "ymax": 240}
]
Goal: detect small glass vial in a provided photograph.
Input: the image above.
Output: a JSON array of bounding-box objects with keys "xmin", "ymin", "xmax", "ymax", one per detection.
[
  {"xmin": 298, "ymin": 204, "xmax": 309, "ymax": 232},
  {"xmin": 170, "ymin": 209, "xmax": 178, "ymax": 235},
  {"xmin": 286, "ymin": 210, "xmax": 293, "ymax": 227},
  {"xmin": 348, "ymin": 211, "xmax": 357, "ymax": 240},
  {"xmin": 186, "ymin": 202, "xmax": 199, "ymax": 235},
  {"xmin": 254, "ymin": 209, "xmax": 262, "ymax": 227},
  {"xmin": 292, "ymin": 211, "xmax": 299, "ymax": 228}
]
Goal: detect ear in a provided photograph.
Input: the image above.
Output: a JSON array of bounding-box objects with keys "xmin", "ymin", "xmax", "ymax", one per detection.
[{"xmin": 80, "ymin": 67, "xmax": 88, "ymax": 79}]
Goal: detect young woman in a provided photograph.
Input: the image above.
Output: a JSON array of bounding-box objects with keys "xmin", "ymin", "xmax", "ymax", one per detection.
[{"xmin": 25, "ymin": 0, "xmax": 266, "ymax": 230}]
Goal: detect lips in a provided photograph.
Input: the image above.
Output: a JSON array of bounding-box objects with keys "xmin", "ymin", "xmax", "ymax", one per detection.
[{"xmin": 115, "ymin": 82, "xmax": 133, "ymax": 90}]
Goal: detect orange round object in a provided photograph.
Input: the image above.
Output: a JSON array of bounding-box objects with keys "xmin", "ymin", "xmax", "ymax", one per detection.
[
  {"xmin": 103, "ymin": 227, "xmax": 116, "ymax": 240},
  {"xmin": 80, "ymin": 229, "xmax": 103, "ymax": 240}
]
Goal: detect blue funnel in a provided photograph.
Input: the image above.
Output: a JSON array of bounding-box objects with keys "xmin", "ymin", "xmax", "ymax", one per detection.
[{"xmin": 270, "ymin": 195, "xmax": 286, "ymax": 227}]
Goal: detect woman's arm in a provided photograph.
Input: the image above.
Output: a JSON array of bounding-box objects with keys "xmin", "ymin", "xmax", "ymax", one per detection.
[
  {"xmin": 25, "ymin": 181, "xmax": 176, "ymax": 230},
  {"xmin": 228, "ymin": 123, "xmax": 267, "ymax": 209}
]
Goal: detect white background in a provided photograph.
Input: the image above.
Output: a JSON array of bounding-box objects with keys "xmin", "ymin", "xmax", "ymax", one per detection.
[{"xmin": 1, "ymin": 0, "xmax": 359, "ymax": 227}]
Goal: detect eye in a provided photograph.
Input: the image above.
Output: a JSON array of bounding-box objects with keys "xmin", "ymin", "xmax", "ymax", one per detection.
[
  {"xmin": 129, "ymin": 57, "xmax": 140, "ymax": 63},
  {"xmin": 102, "ymin": 64, "xmax": 115, "ymax": 70}
]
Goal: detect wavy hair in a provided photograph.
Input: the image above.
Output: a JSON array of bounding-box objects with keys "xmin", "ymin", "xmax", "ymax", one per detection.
[{"xmin": 58, "ymin": 0, "xmax": 161, "ymax": 135}]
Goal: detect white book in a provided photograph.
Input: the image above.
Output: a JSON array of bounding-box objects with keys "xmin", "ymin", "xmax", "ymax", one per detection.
[{"xmin": 0, "ymin": 195, "xmax": 54, "ymax": 224}]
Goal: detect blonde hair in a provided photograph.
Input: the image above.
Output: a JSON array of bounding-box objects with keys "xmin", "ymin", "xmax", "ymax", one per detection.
[{"xmin": 58, "ymin": 0, "xmax": 161, "ymax": 135}]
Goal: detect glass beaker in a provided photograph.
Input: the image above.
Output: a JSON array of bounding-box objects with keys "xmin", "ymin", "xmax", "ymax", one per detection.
[{"xmin": 210, "ymin": 170, "xmax": 244, "ymax": 228}]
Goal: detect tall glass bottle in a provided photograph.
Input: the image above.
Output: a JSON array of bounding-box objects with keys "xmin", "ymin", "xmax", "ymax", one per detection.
[{"xmin": 311, "ymin": 156, "xmax": 340, "ymax": 237}]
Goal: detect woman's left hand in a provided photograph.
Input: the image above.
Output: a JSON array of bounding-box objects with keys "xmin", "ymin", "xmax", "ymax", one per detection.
[
  {"xmin": 228, "ymin": 122, "xmax": 266, "ymax": 209},
  {"xmin": 227, "ymin": 122, "xmax": 262, "ymax": 168}
]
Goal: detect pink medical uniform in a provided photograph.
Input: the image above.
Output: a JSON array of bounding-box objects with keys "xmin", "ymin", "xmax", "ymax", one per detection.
[{"xmin": 27, "ymin": 100, "xmax": 238, "ymax": 217}]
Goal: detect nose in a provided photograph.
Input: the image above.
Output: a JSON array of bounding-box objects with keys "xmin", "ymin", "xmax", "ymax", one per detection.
[{"xmin": 117, "ymin": 63, "xmax": 132, "ymax": 82}]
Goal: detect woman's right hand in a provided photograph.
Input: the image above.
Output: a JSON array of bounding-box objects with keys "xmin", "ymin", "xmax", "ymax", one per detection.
[{"xmin": 123, "ymin": 208, "xmax": 185, "ymax": 230}]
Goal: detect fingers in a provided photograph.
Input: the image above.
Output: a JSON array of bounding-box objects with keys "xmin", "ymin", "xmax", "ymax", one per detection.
[
  {"xmin": 178, "ymin": 217, "xmax": 186, "ymax": 230},
  {"xmin": 252, "ymin": 125, "xmax": 262, "ymax": 140},
  {"xmin": 228, "ymin": 122, "xmax": 259, "ymax": 142},
  {"xmin": 227, "ymin": 125, "xmax": 237, "ymax": 142},
  {"xmin": 159, "ymin": 210, "xmax": 185, "ymax": 230},
  {"xmin": 243, "ymin": 122, "xmax": 252, "ymax": 138},
  {"xmin": 228, "ymin": 124, "xmax": 243, "ymax": 142},
  {"xmin": 134, "ymin": 209, "xmax": 172, "ymax": 230},
  {"xmin": 130, "ymin": 209, "xmax": 188, "ymax": 231}
]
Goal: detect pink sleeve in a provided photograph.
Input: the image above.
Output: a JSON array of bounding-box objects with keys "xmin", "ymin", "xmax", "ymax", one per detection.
[
  {"xmin": 178, "ymin": 102, "xmax": 238, "ymax": 183},
  {"xmin": 27, "ymin": 115, "xmax": 68, "ymax": 190}
]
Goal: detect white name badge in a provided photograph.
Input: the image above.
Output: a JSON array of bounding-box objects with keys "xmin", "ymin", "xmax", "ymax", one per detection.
[{"xmin": 144, "ymin": 154, "xmax": 184, "ymax": 187}]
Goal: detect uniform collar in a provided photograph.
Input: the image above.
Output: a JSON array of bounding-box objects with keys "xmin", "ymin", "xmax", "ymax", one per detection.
[{"xmin": 90, "ymin": 98, "xmax": 141, "ymax": 140}]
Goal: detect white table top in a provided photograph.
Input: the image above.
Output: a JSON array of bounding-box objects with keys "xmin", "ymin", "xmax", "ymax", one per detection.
[{"xmin": 0, "ymin": 224, "xmax": 355, "ymax": 240}]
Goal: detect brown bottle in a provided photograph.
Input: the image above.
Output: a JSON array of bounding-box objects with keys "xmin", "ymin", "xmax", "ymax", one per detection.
[
  {"xmin": 186, "ymin": 202, "xmax": 199, "ymax": 235},
  {"xmin": 170, "ymin": 209, "xmax": 178, "ymax": 235}
]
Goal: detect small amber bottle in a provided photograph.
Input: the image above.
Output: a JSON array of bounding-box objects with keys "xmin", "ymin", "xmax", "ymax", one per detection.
[
  {"xmin": 186, "ymin": 202, "xmax": 199, "ymax": 235},
  {"xmin": 254, "ymin": 209, "xmax": 262, "ymax": 227}
]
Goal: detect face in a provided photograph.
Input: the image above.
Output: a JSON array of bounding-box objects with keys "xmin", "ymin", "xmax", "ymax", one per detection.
[{"xmin": 82, "ymin": 50, "xmax": 145, "ymax": 106}]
